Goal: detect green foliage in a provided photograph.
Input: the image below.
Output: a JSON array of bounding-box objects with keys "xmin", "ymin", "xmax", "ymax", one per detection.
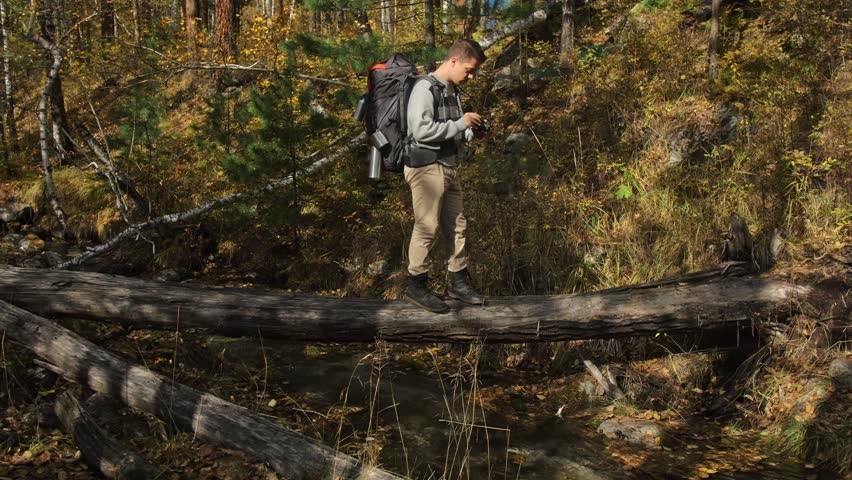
[
  {"xmin": 302, "ymin": 0, "xmax": 371, "ymax": 13},
  {"xmin": 116, "ymin": 85, "xmax": 164, "ymax": 153},
  {"xmin": 639, "ymin": 0, "xmax": 671, "ymax": 12}
]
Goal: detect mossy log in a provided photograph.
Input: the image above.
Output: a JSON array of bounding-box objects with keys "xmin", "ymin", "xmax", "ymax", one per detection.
[
  {"xmin": 0, "ymin": 299, "xmax": 402, "ymax": 480},
  {"xmin": 0, "ymin": 265, "xmax": 817, "ymax": 343},
  {"xmin": 54, "ymin": 391, "xmax": 161, "ymax": 480}
]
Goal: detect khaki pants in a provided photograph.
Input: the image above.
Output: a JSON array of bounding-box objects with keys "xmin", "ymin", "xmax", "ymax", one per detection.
[{"xmin": 404, "ymin": 163, "xmax": 468, "ymax": 276}]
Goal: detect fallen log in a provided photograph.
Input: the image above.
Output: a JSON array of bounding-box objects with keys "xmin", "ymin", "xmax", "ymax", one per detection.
[
  {"xmin": 0, "ymin": 299, "xmax": 402, "ymax": 480},
  {"xmin": 0, "ymin": 265, "xmax": 818, "ymax": 343},
  {"xmin": 54, "ymin": 391, "xmax": 161, "ymax": 480}
]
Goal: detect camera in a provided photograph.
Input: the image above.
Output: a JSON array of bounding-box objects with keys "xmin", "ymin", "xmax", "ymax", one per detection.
[{"xmin": 474, "ymin": 119, "xmax": 490, "ymax": 132}]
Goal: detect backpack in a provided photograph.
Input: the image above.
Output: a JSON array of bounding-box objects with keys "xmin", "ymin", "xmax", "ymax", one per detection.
[{"xmin": 356, "ymin": 54, "xmax": 440, "ymax": 174}]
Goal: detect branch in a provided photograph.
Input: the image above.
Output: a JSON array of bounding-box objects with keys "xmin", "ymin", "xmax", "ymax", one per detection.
[
  {"xmin": 177, "ymin": 62, "xmax": 356, "ymax": 88},
  {"xmin": 55, "ymin": 132, "xmax": 366, "ymax": 270}
]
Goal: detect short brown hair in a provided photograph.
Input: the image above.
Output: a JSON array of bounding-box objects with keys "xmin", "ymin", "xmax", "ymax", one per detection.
[{"xmin": 445, "ymin": 39, "xmax": 487, "ymax": 64}]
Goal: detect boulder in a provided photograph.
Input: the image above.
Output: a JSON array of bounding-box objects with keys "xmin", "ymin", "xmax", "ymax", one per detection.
[
  {"xmin": 597, "ymin": 417, "xmax": 666, "ymax": 448},
  {"xmin": 42, "ymin": 251, "xmax": 65, "ymax": 268},
  {"xmin": 828, "ymin": 358, "xmax": 852, "ymax": 388}
]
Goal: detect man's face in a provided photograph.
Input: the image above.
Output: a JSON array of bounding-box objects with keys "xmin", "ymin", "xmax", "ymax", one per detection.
[{"xmin": 449, "ymin": 57, "xmax": 481, "ymax": 85}]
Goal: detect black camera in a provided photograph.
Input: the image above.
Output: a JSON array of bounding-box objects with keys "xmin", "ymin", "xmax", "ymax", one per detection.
[{"xmin": 474, "ymin": 119, "xmax": 490, "ymax": 132}]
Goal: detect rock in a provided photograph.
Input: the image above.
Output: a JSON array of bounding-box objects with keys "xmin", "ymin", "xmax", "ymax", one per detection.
[
  {"xmin": 366, "ymin": 259, "xmax": 392, "ymax": 278},
  {"xmin": 505, "ymin": 132, "xmax": 532, "ymax": 150},
  {"xmin": 0, "ymin": 202, "xmax": 34, "ymax": 224},
  {"xmin": 156, "ymin": 269, "xmax": 183, "ymax": 282},
  {"xmin": 2, "ymin": 233, "xmax": 22, "ymax": 244},
  {"xmin": 42, "ymin": 251, "xmax": 64, "ymax": 268},
  {"xmin": 828, "ymin": 358, "xmax": 852, "ymax": 388},
  {"xmin": 792, "ymin": 378, "xmax": 831, "ymax": 415},
  {"xmin": 578, "ymin": 380, "xmax": 605, "ymax": 398},
  {"xmin": 19, "ymin": 233, "xmax": 46, "ymax": 254},
  {"xmin": 597, "ymin": 417, "xmax": 666, "ymax": 448},
  {"xmin": 508, "ymin": 447, "xmax": 612, "ymax": 479}
]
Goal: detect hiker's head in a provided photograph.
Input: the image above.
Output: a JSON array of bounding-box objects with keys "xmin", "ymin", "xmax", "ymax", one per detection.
[{"xmin": 442, "ymin": 39, "xmax": 486, "ymax": 85}]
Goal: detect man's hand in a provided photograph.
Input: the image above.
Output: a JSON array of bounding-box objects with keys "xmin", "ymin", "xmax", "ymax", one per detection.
[{"xmin": 463, "ymin": 112, "xmax": 482, "ymax": 128}]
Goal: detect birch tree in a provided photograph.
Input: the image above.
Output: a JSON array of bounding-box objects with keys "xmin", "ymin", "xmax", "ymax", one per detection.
[
  {"xmin": 29, "ymin": 0, "xmax": 68, "ymax": 230},
  {"xmin": 0, "ymin": 0, "xmax": 16, "ymax": 150}
]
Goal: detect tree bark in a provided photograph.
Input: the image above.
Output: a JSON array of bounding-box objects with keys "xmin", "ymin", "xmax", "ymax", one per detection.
[
  {"xmin": 559, "ymin": 0, "xmax": 575, "ymax": 71},
  {"xmin": 101, "ymin": 0, "xmax": 114, "ymax": 41},
  {"xmin": 0, "ymin": 0, "xmax": 17, "ymax": 151},
  {"xmin": 708, "ymin": 0, "xmax": 721, "ymax": 76},
  {"xmin": 131, "ymin": 0, "xmax": 141, "ymax": 42},
  {"xmin": 198, "ymin": 0, "xmax": 209, "ymax": 30},
  {"xmin": 214, "ymin": 0, "xmax": 239, "ymax": 63},
  {"xmin": 0, "ymin": 300, "xmax": 402, "ymax": 480},
  {"xmin": 54, "ymin": 392, "xmax": 161, "ymax": 480},
  {"xmin": 49, "ymin": 74, "xmax": 74, "ymax": 162},
  {"xmin": 424, "ymin": 0, "xmax": 436, "ymax": 66},
  {"xmin": 186, "ymin": 0, "xmax": 198, "ymax": 55},
  {"xmin": 32, "ymin": 30, "xmax": 68, "ymax": 231},
  {"xmin": 0, "ymin": 265, "xmax": 820, "ymax": 343}
]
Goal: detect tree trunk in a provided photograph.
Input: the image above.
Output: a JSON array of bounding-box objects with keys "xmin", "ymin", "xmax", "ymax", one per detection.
[
  {"xmin": 424, "ymin": 0, "xmax": 436, "ymax": 64},
  {"xmin": 0, "ymin": 300, "xmax": 402, "ymax": 480},
  {"xmin": 708, "ymin": 0, "xmax": 721, "ymax": 76},
  {"xmin": 464, "ymin": 0, "xmax": 480, "ymax": 37},
  {"xmin": 199, "ymin": 0, "xmax": 209, "ymax": 30},
  {"xmin": 214, "ymin": 0, "xmax": 239, "ymax": 63},
  {"xmin": 381, "ymin": 0, "xmax": 392, "ymax": 36},
  {"xmin": 559, "ymin": 0, "xmax": 575, "ymax": 71},
  {"xmin": 32, "ymin": 32, "xmax": 67, "ymax": 231},
  {"xmin": 171, "ymin": 0, "xmax": 181, "ymax": 32},
  {"xmin": 286, "ymin": 0, "xmax": 296, "ymax": 38},
  {"xmin": 0, "ymin": 0, "xmax": 16, "ymax": 151},
  {"xmin": 49, "ymin": 74, "xmax": 74, "ymax": 162},
  {"xmin": 0, "ymin": 265, "xmax": 823, "ymax": 344},
  {"xmin": 186, "ymin": 0, "xmax": 198, "ymax": 55},
  {"xmin": 54, "ymin": 392, "xmax": 161, "ymax": 480},
  {"xmin": 101, "ymin": 0, "xmax": 114, "ymax": 41},
  {"xmin": 131, "ymin": 0, "xmax": 141, "ymax": 42}
]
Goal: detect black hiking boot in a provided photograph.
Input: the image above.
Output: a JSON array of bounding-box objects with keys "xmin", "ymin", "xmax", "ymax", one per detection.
[
  {"xmin": 447, "ymin": 268, "xmax": 484, "ymax": 305},
  {"xmin": 405, "ymin": 273, "xmax": 450, "ymax": 314}
]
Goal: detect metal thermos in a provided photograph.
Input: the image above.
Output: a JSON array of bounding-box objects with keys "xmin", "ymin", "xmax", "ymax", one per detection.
[
  {"xmin": 368, "ymin": 146, "xmax": 382, "ymax": 179},
  {"xmin": 353, "ymin": 96, "xmax": 367, "ymax": 121}
]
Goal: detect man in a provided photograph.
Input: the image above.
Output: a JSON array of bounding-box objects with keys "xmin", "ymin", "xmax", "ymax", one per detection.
[{"xmin": 403, "ymin": 39, "xmax": 486, "ymax": 314}]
